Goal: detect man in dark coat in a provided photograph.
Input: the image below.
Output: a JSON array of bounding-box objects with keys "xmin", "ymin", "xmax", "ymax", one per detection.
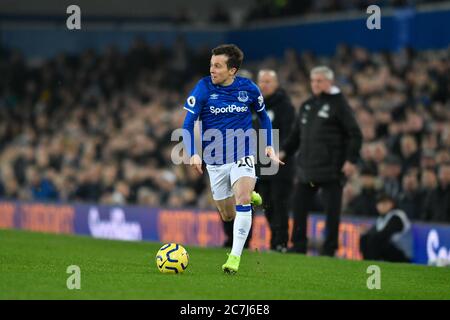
[
  {"xmin": 255, "ymin": 69, "xmax": 296, "ymax": 252},
  {"xmin": 281, "ymin": 66, "xmax": 363, "ymax": 256}
]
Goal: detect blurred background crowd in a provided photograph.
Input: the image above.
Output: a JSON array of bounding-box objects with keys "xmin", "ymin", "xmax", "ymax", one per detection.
[
  {"xmin": 0, "ymin": 38, "xmax": 449, "ymax": 224},
  {"xmin": 139, "ymin": 0, "xmax": 450, "ymax": 26},
  {"xmin": 3, "ymin": 0, "xmax": 447, "ymax": 27}
]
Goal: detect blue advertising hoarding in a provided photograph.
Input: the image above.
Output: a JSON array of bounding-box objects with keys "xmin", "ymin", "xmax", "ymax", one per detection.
[{"xmin": 412, "ymin": 224, "xmax": 450, "ymax": 265}]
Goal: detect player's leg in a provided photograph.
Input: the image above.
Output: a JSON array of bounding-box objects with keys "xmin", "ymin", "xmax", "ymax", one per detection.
[
  {"xmin": 234, "ymin": 176, "xmax": 256, "ymax": 204},
  {"xmin": 216, "ymin": 196, "xmax": 236, "ymax": 247},
  {"xmin": 231, "ymin": 176, "xmax": 256, "ymax": 252},
  {"xmin": 222, "ymin": 155, "xmax": 257, "ymax": 274},
  {"xmin": 205, "ymin": 162, "xmax": 241, "ymax": 250},
  {"xmin": 205, "ymin": 163, "xmax": 235, "ymax": 219},
  {"xmin": 222, "ymin": 176, "xmax": 256, "ymax": 274},
  {"xmin": 215, "ymin": 196, "xmax": 236, "ymax": 222}
]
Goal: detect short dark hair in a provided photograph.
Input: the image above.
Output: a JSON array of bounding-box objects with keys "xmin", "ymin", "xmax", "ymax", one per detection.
[
  {"xmin": 376, "ymin": 192, "xmax": 396, "ymax": 206},
  {"xmin": 211, "ymin": 44, "xmax": 244, "ymax": 72}
]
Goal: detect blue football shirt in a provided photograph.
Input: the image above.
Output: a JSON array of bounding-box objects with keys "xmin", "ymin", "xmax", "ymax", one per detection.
[{"xmin": 183, "ymin": 76, "xmax": 272, "ymax": 165}]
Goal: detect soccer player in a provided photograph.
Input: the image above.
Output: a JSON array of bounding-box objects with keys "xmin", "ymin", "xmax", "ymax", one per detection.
[{"xmin": 182, "ymin": 44, "xmax": 283, "ymax": 274}]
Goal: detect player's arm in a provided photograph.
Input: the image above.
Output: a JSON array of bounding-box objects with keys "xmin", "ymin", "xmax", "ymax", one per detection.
[
  {"xmin": 182, "ymin": 111, "xmax": 202, "ymax": 174},
  {"xmin": 252, "ymin": 88, "xmax": 284, "ymax": 165},
  {"xmin": 182, "ymin": 80, "xmax": 206, "ymax": 174}
]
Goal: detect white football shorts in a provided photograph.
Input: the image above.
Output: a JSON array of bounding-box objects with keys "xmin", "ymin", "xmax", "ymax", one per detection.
[{"xmin": 206, "ymin": 155, "xmax": 256, "ymax": 201}]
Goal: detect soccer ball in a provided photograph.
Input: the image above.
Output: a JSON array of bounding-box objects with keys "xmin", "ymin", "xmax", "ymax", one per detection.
[{"xmin": 156, "ymin": 243, "xmax": 189, "ymax": 274}]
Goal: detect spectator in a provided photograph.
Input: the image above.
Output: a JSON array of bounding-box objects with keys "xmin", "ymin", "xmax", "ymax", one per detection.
[
  {"xmin": 420, "ymin": 149, "xmax": 437, "ymax": 170},
  {"xmin": 73, "ymin": 165, "xmax": 103, "ymax": 203},
  {"xmin": 345, "ymin": 165, "xmax": 379, "ymax": 217},
  {"xmin": 422, "ymin": 163, "xmax": 450, "ymax": 223},
  {"xmin": 111, "ymin": 181, "xmax": 131, "ymax": 205},
  {"xmin": 137, "ymin": 187, "xmax": 160, "ymax": 207},
  {"xmin": 398, "ymin": 170, "xmax": 424, "ymax": 220},
  {"xmin": 379, "ymin": 155, "xmax": 402, "ymax": 200},
  {"xmin": 371, "ymin": 141, "xmax": 388, "ymax": 165},
  {"xmin": 420, "ymin": 169, "xmax": 438, "ymax": 221},
  {"xmin": 2, "ymin": 178, "xmax": 19, "ymax": 200},
  {"xmin": 360, "ymin": 193, "xmax": 412, "ymax": 263},
  {"xmin": 399, "ymin": 134, "xmax": 421, "ymax": 175},
  {"xmin": 436, "ymin": 148, "xmax": 450, "ymax": 166},
  {"xmin": 26, "ymin": 167, "xmax": 59, "ymax": 201}
]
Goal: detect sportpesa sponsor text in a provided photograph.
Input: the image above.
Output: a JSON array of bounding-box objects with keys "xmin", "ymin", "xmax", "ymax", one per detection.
[{"xmin": 210, "ymin": 105, "xmax": 249, "ymax": 115}]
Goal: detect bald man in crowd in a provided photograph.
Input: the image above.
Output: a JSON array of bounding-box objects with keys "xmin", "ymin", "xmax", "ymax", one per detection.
[{"xmin": 256, "ymin": 69, "xmax": 296, "ymax": 252}]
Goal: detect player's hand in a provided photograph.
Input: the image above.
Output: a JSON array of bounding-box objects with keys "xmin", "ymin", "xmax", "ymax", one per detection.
[
  {"xmin": 189, "ymin": 154, "xmax": 203, "ymax": 175},
  {"xmin": 265, "ymin": 146, "xmax": 285, "ymax": 165},
  {"xmin": 342, "ymin": 161, "xmax": 356, "ymax": 178},
  {"xmin": 279, "ymin": 151, "xmax": 286, "ymax": 161}
]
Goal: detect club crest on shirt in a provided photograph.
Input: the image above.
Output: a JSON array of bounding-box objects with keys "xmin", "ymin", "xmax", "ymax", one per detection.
[
  {"xmin": 318, "ymin": 104, "xmax": 330, "ymax": 118},
  {"xmin": 238, "ymin": 91, "xmax": 249, "ymax": 103}
]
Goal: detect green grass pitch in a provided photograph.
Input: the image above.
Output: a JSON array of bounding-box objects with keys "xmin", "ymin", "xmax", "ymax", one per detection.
[{"xmin": 1, "ymin": 229, "xmax": 449, "ymax": 300}]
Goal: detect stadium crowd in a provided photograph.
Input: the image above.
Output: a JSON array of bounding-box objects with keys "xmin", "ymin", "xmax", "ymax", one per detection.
[
  {"xmin": 245, "ymin": 0, "xmax": 438, "ymax": 23},
  {"xmin": 124, "ymin": 0, "xmax": 450, "ymax": 27},
  {"xmin": 171, "ymin": 0, "xmax": 448, "ymax": 26},
  {"xmin": 0, "ymin": 39, "xmax": 449, "ymax": 223}
]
